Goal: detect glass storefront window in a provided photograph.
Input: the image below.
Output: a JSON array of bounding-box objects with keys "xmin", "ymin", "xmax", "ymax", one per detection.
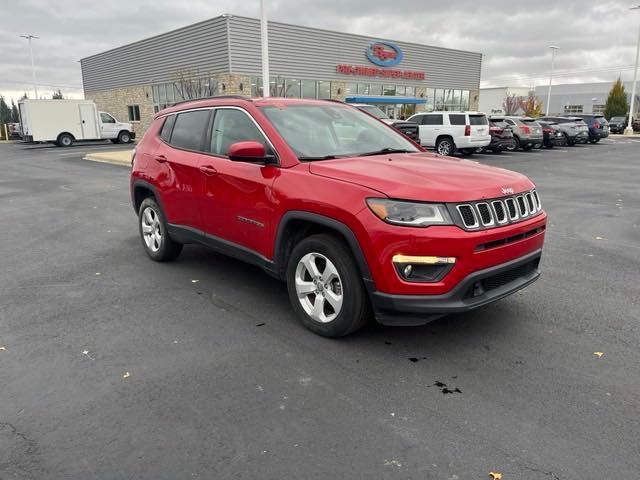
[
  {"xmin": 301, "ymin": 80, "xmax": 316, "ymax": 99},
  {"xmin": 406, "ymin": 86, "xmax": 415, "ymax": 97},
  {"xmin": 357, "ymin": 83, "xmax": 369, "ymax": 94},
  {"xmin": 396, "ymin": 86, "xmax": 406, "ymax": 96},
  {"xmin": 461, "ymin": 90, "xmax": 470, "ymax": 111},
  {"xmin": 369, "ymin": 84, "xmax": 383, "ymax": 96},
  {"xmin": 345, "ymin": 83, "xmax": 357, "ymax": 95},
  {"xmin": 434, "ymin": 89, "xmax": 445, "ymax": 110},
  {"xmin": 318, "ymin": 81, "xmax": 331, "ymax": 99},
  {"xmin": 158, "ymin": 84, "xmax": 167, "ymax": 103},
  {"xmin": 285, "ymin": 79, "xmax": 301, "ymax": 98},
  {"xmin": 383, "ymin": 85, "xmax": 396, "ymax": 96},
  {"xmin": 451, "ymin": 90, "xmax": 461, "ymax": 109}
]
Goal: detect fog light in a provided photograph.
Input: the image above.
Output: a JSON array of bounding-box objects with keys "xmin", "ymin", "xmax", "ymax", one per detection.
[
  {"xmin": 393, "ymin": 255, "xmax": 456, "ymax": 283},
  {"xmin": 403, "ymin": 264, "xmax": 413, "ymax": 277}
]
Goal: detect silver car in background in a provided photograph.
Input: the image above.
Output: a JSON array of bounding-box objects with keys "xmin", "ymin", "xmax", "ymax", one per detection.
[
  {"xmin": 538, "ymin": 116, "xmax": 589, "ymax": 146},
  {"xmin": 489, "ymin": 116, "xmax": 544, "ymax": 150}
]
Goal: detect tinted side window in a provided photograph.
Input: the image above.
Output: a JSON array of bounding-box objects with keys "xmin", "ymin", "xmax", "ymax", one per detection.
[
  {"xmin": 469, "ymin": 115, "xmax": 488, "ymax": 125},
  {"xmin": 410, "ymin": 115, "xmax": 424, "ymax": 124},
  {"xmin": 423, "ymin": 115, "xmax": 443, "ymax": 125},
  {"xmin": 169, "ymin": 110, "xmax": 211, "ymax": 151},
  {"xmin": 449, "ymin": 114, "xmax": 465, "ymax": 125},
  {"xmin": 505, "ymin": 119, "xmax": 516, "ymax": 125},
  {"xmin": 159, "ymin": 115, "xmax": 176, "ymax": 142},
  {"xmin": 210, "ymin": 109, "xmax": 268, "ymax": 156}
]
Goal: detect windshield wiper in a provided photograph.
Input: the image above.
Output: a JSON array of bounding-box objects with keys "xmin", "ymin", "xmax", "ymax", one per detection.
[
  {"xmin": 298, "ymin": 155, "xmax": 345, "ymax": 161},
  {"xmin": 357, "ymin": 148, "xmax": 414, "ymax": 157}
]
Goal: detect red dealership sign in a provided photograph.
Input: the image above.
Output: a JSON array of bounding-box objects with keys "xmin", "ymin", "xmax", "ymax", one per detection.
[{"xmin": 336, "ymin": 64, "xmax": 425, "ymax": 80}]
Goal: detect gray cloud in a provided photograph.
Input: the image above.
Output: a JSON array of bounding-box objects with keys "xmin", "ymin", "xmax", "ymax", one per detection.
[{"xmin": 2, "ymin": 0, "xmax": 639, "ymax": 102}]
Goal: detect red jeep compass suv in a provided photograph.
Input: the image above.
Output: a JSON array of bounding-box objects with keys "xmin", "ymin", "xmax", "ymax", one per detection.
[{"xmin": 131, "ymin": 97, "xmax": 546, "ymax": 337}]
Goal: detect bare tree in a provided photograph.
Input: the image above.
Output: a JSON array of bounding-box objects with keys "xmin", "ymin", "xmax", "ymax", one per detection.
[
  {"xmin": 171, "ymin": 69, "xmax": 218, "ymax": 102},
  {"xmin": 502, "ymin": 92, "xmax": 521, "ymax": 115}
]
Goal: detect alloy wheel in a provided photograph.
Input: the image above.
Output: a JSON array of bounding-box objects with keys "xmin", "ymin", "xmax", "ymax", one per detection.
[
  {"xmin": 141, "ymin": 206, "xmax": 162, "ymax": 252},
  {"xmin": 294, "ymin": 252, "xmax": 344, "ymax": 323}
]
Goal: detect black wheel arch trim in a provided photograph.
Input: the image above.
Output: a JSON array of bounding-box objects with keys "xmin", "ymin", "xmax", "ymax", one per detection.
[
  {"xmin": 273, "ymin": 211, "xmax": 374, "ymax": 287},
  {"xmin": 131, "ymin": 180, "xmax": 166, "ymax": 216}
]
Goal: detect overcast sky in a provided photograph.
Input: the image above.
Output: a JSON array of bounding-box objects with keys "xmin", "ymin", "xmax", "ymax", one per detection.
[{"xmin": 2, "ymin": 0, "xmax": 640, "ymax": 102}]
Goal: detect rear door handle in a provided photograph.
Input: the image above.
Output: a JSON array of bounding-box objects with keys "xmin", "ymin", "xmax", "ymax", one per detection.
[
  {"xmin": 199, "ymin": 165, "xmax": 218, "ymax": 176},
  {"xmin": 154, "ymin": 154, "xmax": 167, "ymax": 163}
]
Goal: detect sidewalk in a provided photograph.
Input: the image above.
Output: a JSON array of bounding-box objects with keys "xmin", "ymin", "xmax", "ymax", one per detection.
[
  {"xmin": 609, "ymin": 133, "xmax": 640, "ymax": 139},
  {"xmin": 83, "ymin": 149, "xmax": 133, "ymax": 167}
]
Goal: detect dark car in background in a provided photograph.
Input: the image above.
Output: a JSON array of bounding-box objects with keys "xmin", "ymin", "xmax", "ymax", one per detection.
[
  {"xmin": 538, "ymin": 116, "xmax": 589, "ymax": 145},
  {"xmin": 573, "ymin": 114, "xmax": 609, "ymax": 143},
  {"xmin": 537, "ymin": 120, "xmax": 567, "ymax": 148},
  {"xmin": 608, "ymin": 116, "xmax": 626, "ymax": 134},
  {"xmin": 483, "ymin": 118, "xmax": 517, "ymax": 153}
]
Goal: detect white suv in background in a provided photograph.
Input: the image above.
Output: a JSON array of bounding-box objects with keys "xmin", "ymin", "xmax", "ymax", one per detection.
[{"xmin": 407, "ymin": 111, "xmax": 491, "ymax": 155}]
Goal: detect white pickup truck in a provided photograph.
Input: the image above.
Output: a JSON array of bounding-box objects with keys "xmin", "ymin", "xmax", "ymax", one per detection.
[
  {"xmin": 18, "ymin": 99, "xmax": 135, "ymax": 147},
  {"xmin": 407, "ymin": 111, "xmax": 491, "ymax": 156}
]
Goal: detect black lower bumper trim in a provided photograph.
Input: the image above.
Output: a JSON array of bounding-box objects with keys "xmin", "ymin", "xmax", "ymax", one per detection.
[{"xmin": 372, "ymin": 249, "xmax": 542, "ymax": 326}]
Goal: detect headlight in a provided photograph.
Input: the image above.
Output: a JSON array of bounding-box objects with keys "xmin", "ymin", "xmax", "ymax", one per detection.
[{"xmin": 366, "ymin": 198, "xmax": 453, "ymax": 227}]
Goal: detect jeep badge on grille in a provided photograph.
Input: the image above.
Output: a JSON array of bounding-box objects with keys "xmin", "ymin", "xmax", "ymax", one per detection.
[{"xmin": 502, "ymin": 187, "xmax": 515, "ymax": 195}]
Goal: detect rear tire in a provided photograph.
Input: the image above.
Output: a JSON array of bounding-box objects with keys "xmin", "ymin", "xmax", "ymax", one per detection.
[
  {"xmin": 138, "ymin": 197, "xmax": 182, "ymax": 262},
  {"xmin": 286, "ymin": 234, "xmax": 370, "ymax": 337},
  {"xmin": 435, "ymin": 137, "xmax": 455, "ymax": 156},
  {"xmin": 56, "ymin": 133, "xmax": 74, "ymax": 147},
  {"xmin": 513, "ymin": 136, "xmax": 521, "ymax": 150}
]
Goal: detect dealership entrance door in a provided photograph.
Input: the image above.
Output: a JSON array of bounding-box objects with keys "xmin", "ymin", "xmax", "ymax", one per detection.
[{"xmin": 345, "ymin": 96, "xmax": 424, "ymax": 120}]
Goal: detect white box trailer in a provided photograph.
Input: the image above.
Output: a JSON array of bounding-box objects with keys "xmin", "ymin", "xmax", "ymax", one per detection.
[{"xmin": 18, "ymin": 99, "xmax": 135, "ymax": 147}]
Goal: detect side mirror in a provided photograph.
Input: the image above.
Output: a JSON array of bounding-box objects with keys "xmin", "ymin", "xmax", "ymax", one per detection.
[{"xmin": 228, "ymin": 141, "xmax": 275, "ymax": 164}]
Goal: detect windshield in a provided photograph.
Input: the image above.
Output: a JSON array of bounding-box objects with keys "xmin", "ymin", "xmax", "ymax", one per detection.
[
  {"xmin": 611, "ymin": 116, "xmax": 625, "ymax": 122},
  {"xmin": 260, "ymin": 104, "xmax": 419, "ymax": 160},
  {"xmin": 357, "ymin": 105, "xmax": 389, "ymax": 120}
]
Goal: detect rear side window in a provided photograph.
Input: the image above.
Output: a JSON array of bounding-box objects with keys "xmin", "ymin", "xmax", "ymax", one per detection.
[
  {"xmin": 469, "ymin": 115, "xmax": 488, "ymax": 125},
  {"xmin": 423, "ymin": 114, "xmax": 443, "ymax": 125},
  {"xmin": 410, "ymin": 114, "xmax": 424, "ymax": 124},
  {"xmin": 169, "ymin": 110, "xmax": 211, "ymax": 151},
  {"xmin": 159, "ymin": 115, "xmax": 176, "ymax": 142},
  {"xmin": 449, "ymin": 114, "xmax": 465, "ymax": 125}
]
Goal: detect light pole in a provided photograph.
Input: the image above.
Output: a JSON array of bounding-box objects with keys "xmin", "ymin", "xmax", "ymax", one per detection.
[
  {"xmin": 546, "ymin": 45, "xmax": 559, "ymax": 116},
  {"xmin": 260, "ymin": 0, "xmax": 270, "ymax": 97},
  {"xmin": 625, "ymin": 5, "xmax": 640, "ymax": 135},
  {"xmin": 20, "ymin": 34, "xmax": 39, "ymax": 99}
]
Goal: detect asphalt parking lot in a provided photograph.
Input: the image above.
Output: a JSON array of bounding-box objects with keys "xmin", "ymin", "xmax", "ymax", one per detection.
[{"xmin": 1, "ymin": 139, "xmax": 639, "ymax": 479}]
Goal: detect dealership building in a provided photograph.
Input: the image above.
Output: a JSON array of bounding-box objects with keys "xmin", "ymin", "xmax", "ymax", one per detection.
[{"xmin": 80, "ymin": 14, "xmax": 482, "ymax": 134}]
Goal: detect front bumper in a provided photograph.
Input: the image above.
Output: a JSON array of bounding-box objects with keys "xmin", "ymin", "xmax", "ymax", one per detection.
[{"xmin": 372, "ymin": 249, "xmax": 542, "ymax": 326}]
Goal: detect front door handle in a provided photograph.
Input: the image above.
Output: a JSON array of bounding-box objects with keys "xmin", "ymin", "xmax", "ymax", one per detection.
[
  {"xmin": 154, "ymin": 154, "xmax": 167, "ymax": 163},
  {"xmin": 199, "ymin": 165, "xmax": 218, "ymax": 176}
]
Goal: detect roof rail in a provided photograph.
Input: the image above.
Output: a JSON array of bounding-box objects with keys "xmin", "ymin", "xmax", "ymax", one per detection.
[{"xmin": 171, "ymin": 95, "xmax": 252, "ymax": 106}]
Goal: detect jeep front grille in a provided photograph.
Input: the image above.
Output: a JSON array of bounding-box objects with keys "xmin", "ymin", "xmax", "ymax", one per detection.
[{"xmin": 454, "ymin": 189, "xmax": 542, "ymax": 230}]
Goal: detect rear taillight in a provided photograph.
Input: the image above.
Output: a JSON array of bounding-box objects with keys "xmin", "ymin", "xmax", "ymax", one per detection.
[
  {"xmin": 543, "ymin": 127, "xmax": 553, "ymax": 134},
  {"xmin": 594, "ymin": 122, "xmax": 601, "ymax": 129},
  {"xmin": 464, "ymin": 125, "xmax": 471, "ymax": 136},
  {"xmin": 489, "ymin": 126, "xmax": 502, "ymax": 133},
  {"xmin": 521, "ymin": 126, "xmax": 530, "ymax": 134}
]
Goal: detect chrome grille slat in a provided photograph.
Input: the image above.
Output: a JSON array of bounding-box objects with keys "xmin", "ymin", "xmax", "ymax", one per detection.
[{"xmin": 455, "ymin": 189, "xmax": 541, "ymax": 230}]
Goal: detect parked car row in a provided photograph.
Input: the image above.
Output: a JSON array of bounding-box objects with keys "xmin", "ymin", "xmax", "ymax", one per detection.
[{"xmin": 395, "ymin": 110, "xmax": 615, "ymax": 156}]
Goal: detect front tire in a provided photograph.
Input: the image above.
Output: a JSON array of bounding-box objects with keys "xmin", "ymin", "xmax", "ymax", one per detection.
[
  {"xmin": 435, "ymin": 137, "xmax": 454, "ymax": 156},
  {"xmin": 286, "ymin": 234, "xmax": 370, "ymax": 337},
  {"xmin": 138, "ymin": 197, "xmax": 182, "ymax": 262},
  {"xmin": 118, "ymin": 131, "xmax": 132, "ymax": 144}
]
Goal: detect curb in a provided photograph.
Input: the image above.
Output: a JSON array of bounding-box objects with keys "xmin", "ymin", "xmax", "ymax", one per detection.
[{"xmin": 83, "ymin": 150, "xmax": 133, "ymax": 167}]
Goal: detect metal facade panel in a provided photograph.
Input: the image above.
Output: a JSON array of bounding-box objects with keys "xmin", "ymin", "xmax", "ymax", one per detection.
[
  {"xmin": 228, "ymin": 16, "xmax": 481, "ymax": 89},
  {"xmin": 81, "ymin": 17, "xmax": 230, "ymax": 92}
]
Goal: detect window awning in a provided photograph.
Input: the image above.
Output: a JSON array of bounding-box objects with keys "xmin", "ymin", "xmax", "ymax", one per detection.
[{"xmin": 345, "ymin": 96, "xmax": 427, "ymax": 105}]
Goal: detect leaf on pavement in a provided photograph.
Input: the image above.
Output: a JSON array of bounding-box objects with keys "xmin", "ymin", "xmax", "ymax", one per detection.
[
  {"xmin": 122, "ymin": 371, "xmax": 130, "ymax": 379},
  {"xmin": 489, "ymin": 472, "xmax": 502, "ymax": 480},
  {"xmin": 594, "ymin": 352, "xmax": 604, "ymax": 358}
]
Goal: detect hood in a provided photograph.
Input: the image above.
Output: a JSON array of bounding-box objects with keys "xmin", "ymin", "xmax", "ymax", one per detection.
[{"xmin": 308, "ymin": 152, "xmax": 534, "ymax": 202}]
